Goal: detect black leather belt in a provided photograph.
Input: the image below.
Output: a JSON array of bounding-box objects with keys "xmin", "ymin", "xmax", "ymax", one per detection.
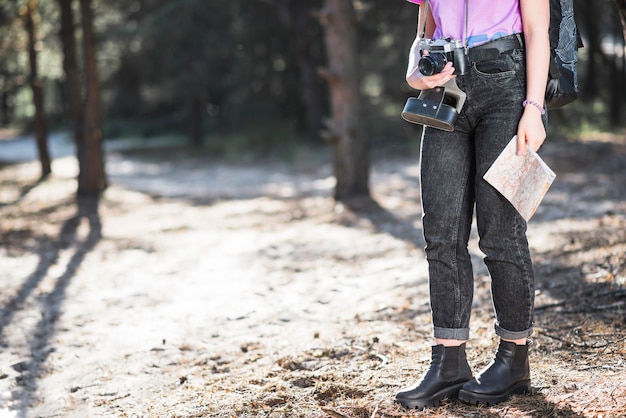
[{"xmin": 467, "ymin": 33, "xmax": 524, "ymax": 63}]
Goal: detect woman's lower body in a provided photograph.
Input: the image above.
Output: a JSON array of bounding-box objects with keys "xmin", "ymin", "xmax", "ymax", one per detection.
[{"xmin": 396, "ymin": 38, "xmax": 548, "ymax": 409}]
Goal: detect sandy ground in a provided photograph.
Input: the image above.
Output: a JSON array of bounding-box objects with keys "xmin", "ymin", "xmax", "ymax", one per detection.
[{"xmin": 0, "ymin": 132, "xmax": 625, "ymax": 418}]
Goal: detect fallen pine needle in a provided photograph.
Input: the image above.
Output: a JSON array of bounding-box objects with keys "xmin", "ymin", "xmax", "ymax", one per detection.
[
  {"xmin": 321, "ymin": 407, "xmax": 350, "ymax": 418},
  {"xmin": 374, "ymin": 353, "xmax": 389, "ymax": 367},
  {"xmin": 370, "ymin": 403, "xmax": 379, "ymax": 418}
]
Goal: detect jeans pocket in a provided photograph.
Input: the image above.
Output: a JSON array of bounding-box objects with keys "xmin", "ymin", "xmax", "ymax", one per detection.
[{"xmin": 473, "ymin": 54, "xmax": 516, "ymax": 77}]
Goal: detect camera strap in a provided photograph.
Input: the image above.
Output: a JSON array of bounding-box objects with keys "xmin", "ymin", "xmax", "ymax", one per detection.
[
  {"xmin": 419, "ymin": 0, "xmax": 469, "ymax": 51},
  {"xmin": 417, "ymin": 1, "xmax": 428, "ymax": 39},
  {"xmin": 464, "ymin": 0, "xmax": 469, "ymax": 51}
]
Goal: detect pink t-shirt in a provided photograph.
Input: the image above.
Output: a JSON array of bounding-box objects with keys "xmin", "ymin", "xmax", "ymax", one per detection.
[{"xmin": 406, "ymin": 0, "xmax": 523, "ymax": 47}]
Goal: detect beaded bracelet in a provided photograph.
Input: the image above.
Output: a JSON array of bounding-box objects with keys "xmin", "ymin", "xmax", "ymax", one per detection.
[{"xmin": 522, "ymin": 99, "xmax": 546, "ymax": 115}]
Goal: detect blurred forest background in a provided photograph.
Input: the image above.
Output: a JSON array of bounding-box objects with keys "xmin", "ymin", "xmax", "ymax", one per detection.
[{"xmin": 1, "ymin": 0, "xmax": 626, "ymax": 196}]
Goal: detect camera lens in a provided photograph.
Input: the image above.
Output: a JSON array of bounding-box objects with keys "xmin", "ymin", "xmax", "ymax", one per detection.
[{"xmin": 418, "ymin": 54, "xmax": 447, "ymax": 76}]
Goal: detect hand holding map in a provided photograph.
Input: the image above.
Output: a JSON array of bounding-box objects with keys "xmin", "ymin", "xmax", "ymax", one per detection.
[{"xmin": 483, "ymin": 136, "xmax": 556, "ymax": 221}]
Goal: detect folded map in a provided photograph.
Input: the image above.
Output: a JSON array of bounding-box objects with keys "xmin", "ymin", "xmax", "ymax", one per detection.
[{"xmin": 483, "ymin": 136, "xmax": 556, "ymax": 221}]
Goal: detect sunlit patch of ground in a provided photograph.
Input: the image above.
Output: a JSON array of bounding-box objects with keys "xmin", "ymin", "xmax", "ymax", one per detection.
[{"xmin": 0, "ymin": 136, "xmax": 624, "ymax": 417}]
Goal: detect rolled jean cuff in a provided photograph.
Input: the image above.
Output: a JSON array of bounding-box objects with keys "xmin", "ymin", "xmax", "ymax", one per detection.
[
  {"xmin": 434, "ymin": 327, "xmax": 470, "ymax": 340},
  {"xmin": 495, "ymin": 323, "xmax": 533, "ymax": 340}
]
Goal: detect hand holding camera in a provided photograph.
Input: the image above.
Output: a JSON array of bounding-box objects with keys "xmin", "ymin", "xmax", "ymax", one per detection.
[
  {"xmin": 406, "ymin": 38, "xmax": 468, "ymax": 90},
  {"xmin": 407, "ymin": 59, "xmax": 455, "ymax": 91},
  {"xmin": 402, "ymin": 38, "xmax": 469, "ymax": 131},
  {"xmin": 418, "ymin": 38, "xmax": 468, "ymax": 76}
]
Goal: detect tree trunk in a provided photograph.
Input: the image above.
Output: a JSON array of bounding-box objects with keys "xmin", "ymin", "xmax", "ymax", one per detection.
[
  {"xmin": 1, "ymin": 90, "xmax": 11, "ymax": 126},
  {"xmin": 318, "ymin": 0, "xmax": 369, "ymax": 200},
  {"xmin": 24, "ymin": 0, "xmax": 51, "ymax": 178},
  {"xmin": 188, "ymin": 96, "xmax": 203, "ymax": 148},
  {"xmin": 609, "ymin": 9, "xmax": 624, "ymax": 127},
  {"xmin": 614, "ymin": 0, "xmax": 626, "ymax": 39},
  {"xmin": 78, "ymin": 0, "xmax": 107, "ymax": 195},
  {"xmin": 295, "ymin": 2, "xmax": 325, "ymax": 141},
  {"xmin": 278, "ymin": 0, "xmax": 325, "ymax": 141},
  {"xmin": 579, "ymin": 2, "xmax": 600, "ymax": 101},
  {"xmin": 58, "ymin": 0, "xmax": 83, "ymax": 149}
]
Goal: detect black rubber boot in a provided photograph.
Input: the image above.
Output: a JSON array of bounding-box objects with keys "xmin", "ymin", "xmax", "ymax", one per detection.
[
  {"xmin": 458, "ymin": 340, "xmax": 530, "ymax": 406},
  {"xmin": 395, "ymin": 343, "xmax": 473, "ymax": 410}
]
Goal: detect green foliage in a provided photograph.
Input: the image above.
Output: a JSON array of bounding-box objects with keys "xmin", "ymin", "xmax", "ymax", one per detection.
[
  {"xmin": 0, "ymin": 2, "xmax": 27, "ymax": 126},
  {"xmin": 102, "ymin": 0, "xmax": 325, "ymax": 145},
  {"xmin": 1, "ymin": 0, "xmax": 625, "ymax": 152},
  {"xmin": 548, "ymin": 100, "xmax": 606, "ymax": 139}
]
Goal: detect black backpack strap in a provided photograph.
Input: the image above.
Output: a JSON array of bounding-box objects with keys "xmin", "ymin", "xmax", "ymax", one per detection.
[{"xmin": 549, "ymin": 52, "xmax": 561, "ymax": 79}]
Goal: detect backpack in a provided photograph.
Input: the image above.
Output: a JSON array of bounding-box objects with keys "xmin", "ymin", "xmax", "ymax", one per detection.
[{"xmin": 546, "ymin": 0, "xmax": 583, "ymax": 110}]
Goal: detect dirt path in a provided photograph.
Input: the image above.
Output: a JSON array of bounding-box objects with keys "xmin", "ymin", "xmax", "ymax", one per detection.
[{"xmin": 0, "ymin": 135, "xmax": 625, "ymax": 417}]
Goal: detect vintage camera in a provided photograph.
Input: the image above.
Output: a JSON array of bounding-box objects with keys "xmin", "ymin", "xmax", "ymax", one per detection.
[
  {"xmin": 418, "ymin": 38, "xmax": 468, "ymax": 76},
  {"xmin": 401, "ymin": 79, "xmax": 467, "ymax": 131},
  {"xmin": 401, "ymin": 39, "xmax": 469, "ymax": 131}
]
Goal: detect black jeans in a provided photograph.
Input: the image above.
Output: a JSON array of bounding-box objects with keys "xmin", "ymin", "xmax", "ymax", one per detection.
[{"xmin": 420, "ymin": 44, "xmax": 547, "ymax": 341}]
